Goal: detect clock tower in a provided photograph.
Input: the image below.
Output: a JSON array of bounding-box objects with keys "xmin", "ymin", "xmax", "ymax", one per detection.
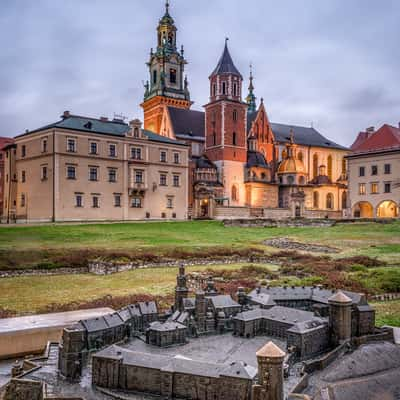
[{"xmin": 141, "ymin": 1, "xmax": 192, "ymax": 134}]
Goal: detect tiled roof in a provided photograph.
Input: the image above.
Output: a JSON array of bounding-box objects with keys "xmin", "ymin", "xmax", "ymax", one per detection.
[
  {"xmin": 168, "ymin": 107, "xmax": 205, "ymax": 138},
  {"xmin": 148, "ymin": 321, "xmax": 186, "ymax": 332},
  {"xmin": 210, "ymin": 42, "xmax": 242, "ymax": 78},
  {"xmin": 207, "ymin": 295, "xmax": 241, "ymax": 310},
  {"xmin": 351, "ymin": 124, "xmax": 400, "ymax": 153},
  {"xmin": 270, "ymin": 122, "xmax": 348, "ymax": 150},
  {"xmin": 15, "ymin": 114, "xmax": 186, "ymax": 146},
  {"xmin": 138, "ymin": 301, "xmax": 158, "ymax": 315},
  {"xmin": 246, "ymin": 151, "xmax": 270, "ymax": 168}
]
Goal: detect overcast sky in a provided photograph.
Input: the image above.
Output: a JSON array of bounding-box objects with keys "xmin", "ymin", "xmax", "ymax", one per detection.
[{"xmin": 1, "ymin": 0, "xmax": 399, "ymax": 146}]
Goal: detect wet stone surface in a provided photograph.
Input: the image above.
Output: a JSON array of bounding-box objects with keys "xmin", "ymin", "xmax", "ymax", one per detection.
[
  {"xmin": 264, "ymin": 237, "xmax": 340, "ymax": 253},
  {"xmin": 18, "ymin": 334, "xmax": 302, "ymax": 399}
]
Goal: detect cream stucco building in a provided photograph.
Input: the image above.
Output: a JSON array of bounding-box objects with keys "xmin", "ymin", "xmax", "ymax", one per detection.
[{"xmin": 3, "ymin": 113, "xmax": 189, "ymax": 223}]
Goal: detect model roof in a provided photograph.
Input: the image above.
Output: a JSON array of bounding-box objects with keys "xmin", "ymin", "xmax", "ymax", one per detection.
[
  {"xmin": 207, "ymin": 295, "xmax": 241, "ymax": 310},
  {"xmin": 256, "ymin": 341, "xmax": 286, "ymax": 358},
  {"xmin": 148, "ymin": 321, "xmax": 186, "ymax": 332},
  {"xmin": 328, "ymin": 290, "xmax": 352, "ymax": 304}
]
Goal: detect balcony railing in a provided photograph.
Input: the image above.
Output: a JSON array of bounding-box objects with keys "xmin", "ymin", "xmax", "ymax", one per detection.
[{"xmin": 129, "ymin": 182, "xmax": 148, "ymax": 195}]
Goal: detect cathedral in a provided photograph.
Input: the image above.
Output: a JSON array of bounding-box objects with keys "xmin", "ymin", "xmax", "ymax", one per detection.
[{"xmin": 141, "ymin": 2, "xmax": 349, "ymax": 219}]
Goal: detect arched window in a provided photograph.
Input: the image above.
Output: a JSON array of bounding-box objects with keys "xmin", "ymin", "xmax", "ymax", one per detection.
[
  {"xmin": 233, "ymin": 110, "xmax": 237, "ymax": 121},
  {"xmin": 313, "ymin": 154, "xmax": 319, "ymax": 178},
  {"xmin": 153, "ymin": 70, "xmax": 157, "ymax": 85},
  {"xmin": 282, "ymin": 149, "xmax": 287, "ymax": 160},
  {"xmin": 341, "ymin": 192, "xmax": 347, "ymax": 209},
  {"xmin": 327, "ymin": 155, "xmax": 333, "ymax": 180},
  {"xmin": 213, "ymin": 84, "xmax": 217, "ymax": 97},
  {"xmin": 233, "ymin": 83, "xmax": 237, "ymax": 97},
  {"xmin": 313, "ymin": 192, "xmax": 319, "ymax": 208},
  {"xmin": 326, "ymin": 193, "xmax": 334, "ymax": 209},
  {"xmin": 342, "ymin": 158, "xmax": 347, "ymax": 175},
  {"xmin": 231, "ymin": 185, "xmax": 238, "ymax": 202},
  {"xmin": 222, "ymin": 82, "xmax": 226, "ymax": 95},
  {"xmin": 232, "ymin": 132, "xmax": 237, "ymax": 146},
  {"xmin": 212, "ymin": 132, "xmax": 216, "ymax": 146},
  {"xmin": 287, "ymin": 175, "xmax": 294, "ymax": 185},
  {"xmin": 298, "ymin": 152, "xmax": 304, "ymax": 162}
]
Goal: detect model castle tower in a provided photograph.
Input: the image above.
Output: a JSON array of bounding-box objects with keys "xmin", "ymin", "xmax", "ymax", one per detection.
[
  {"xmin": 252, "ymin": 341, "xmax": 285, "ymax": 400},
  {"xmin": 328, "ymin": 290, "xmax": 352, "ymax": 346},
  {"xmin": 141, "ymin": 0, "xmax": 192, "ymax": 133},
  {"xmin": 174, "ymin": 265, "xmax": 189, "ymax": 312}
]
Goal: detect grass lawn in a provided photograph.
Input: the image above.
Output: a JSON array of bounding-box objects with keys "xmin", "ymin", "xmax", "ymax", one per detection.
[
  {"xmin": 372, "ymin": 300, "xmax": 400, "ymax": 327},
  {"xmin": 0, "ymin": 220, "xmax": 399, "ymax": 269},
  {"xmin": 0, "ymin": 263, "xmax": 279, "ymax": 314}
]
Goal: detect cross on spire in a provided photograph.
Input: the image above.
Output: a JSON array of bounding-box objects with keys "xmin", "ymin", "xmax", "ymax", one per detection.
[{"xmin": 166, "ymin": 0, "xmax": 170, "ymax": 14}]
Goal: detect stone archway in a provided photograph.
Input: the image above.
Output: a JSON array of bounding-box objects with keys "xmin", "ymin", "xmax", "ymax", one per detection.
[
  {"xmin": 353, "ymin": 201, "xmax": 373, "ymax": 218},
  {"xmin": 376, "ymin": 200, "xmax": 399, "ymax": 218}
]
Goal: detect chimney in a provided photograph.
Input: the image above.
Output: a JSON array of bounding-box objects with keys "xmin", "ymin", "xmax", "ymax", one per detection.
[
  {"xmin": 366, "ymin": 126, "xmax": 375, "ymax": 137},
  {"xmin": 62, "ymin": 110, "xmax": 71, "ymax": 119},
  {"xmin": 100, "ymin": 116, "xmax": 109, "ymax": 122}
]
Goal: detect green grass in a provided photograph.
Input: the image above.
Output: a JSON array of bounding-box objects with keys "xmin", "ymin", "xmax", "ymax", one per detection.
[
  {"xmin": 372, "ymin": 300, "xmax": 400, "ymax": 327},
  {"xmin": 350, "ymin": 267, "xmax": 400, "ymax": 294},
  {"xmin": 0, "ymin": 220, "xmax": 399, "ymax": 267},
  {"xmin": 0, "ymin": 263, "xmax": 278, "ymax": 314}
]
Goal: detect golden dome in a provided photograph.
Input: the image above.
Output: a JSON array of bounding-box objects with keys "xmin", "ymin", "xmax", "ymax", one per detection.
[{"xmin": 278, "ymin": 158, "xmax": 306, "ymax": 174}]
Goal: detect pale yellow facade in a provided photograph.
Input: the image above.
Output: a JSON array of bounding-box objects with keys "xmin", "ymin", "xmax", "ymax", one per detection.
[
  {"xmin": 347, "ymin": 149, "xmax": 400, "ymax": 218},
  {"xmin": 3, "ymin": 118, "xmax": 189, "ymax": 222}
]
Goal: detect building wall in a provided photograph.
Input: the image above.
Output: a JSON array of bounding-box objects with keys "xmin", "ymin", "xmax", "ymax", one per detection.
[
  {"xmin": 347, "ymin": 151, "xmax": 400, "ymax": 217},
  {"xmin": 3, "ymin": 127, "xmax": 189, "ymax": 222}
]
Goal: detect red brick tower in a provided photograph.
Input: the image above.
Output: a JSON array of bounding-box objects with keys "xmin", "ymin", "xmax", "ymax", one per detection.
[{"xmin": 204, "ymin": 40, "xmax": 248, "ymax": 205}]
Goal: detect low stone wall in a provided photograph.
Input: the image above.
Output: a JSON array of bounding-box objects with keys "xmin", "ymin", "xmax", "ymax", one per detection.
[
  {"xmin": 289, "ymin": 373, "xmax": 310, "ymax": 395},
  {"xmin": 214, "ymin": 206, "xmax": 251, "ymax": 219},
  {"xmin": 371, "ymin": 293, "xmax": 400, "ymax": 302},
  {"xmin": 0, "ymin": 267, "xmax": 87, "ymax": 279},
  {"xmin": 351, "ymin": 328, "xmax": 394, "ymax": 346},
  {"xmin": 88, "ymin": 255, "xmax": 275, "ymax": 275},
  {"xmin": 304, "ymin": 209, "xmax": 343, "ymax": 219}
]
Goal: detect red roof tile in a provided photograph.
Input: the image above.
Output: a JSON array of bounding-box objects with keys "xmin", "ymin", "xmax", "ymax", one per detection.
[{"xmin": 351, "ymin": 124, "xmax": 400, "ymax": 153}]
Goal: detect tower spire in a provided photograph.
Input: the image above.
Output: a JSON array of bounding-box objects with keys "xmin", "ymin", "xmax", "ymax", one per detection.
[
  {"xmin": 165, "ymin": 0, "xmax": 170, "ymax": 14},
  {"xmin": 246, "ymin": 63, "xmax": 257, "ymax": 113}
]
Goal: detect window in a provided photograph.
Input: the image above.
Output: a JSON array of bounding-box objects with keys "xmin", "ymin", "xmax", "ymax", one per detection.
[
  {"xmin": 134, "ymin": 127, "xmax": 140, "ymax": 138},
  {"xmin": 173, "ymin": 152, "xmax": 180, "ymax": 164},
  {"xmin": 222, "ymin": 81, "xmax": 226, "ymax": 95},
  {"xmin": 359, "ymin": 183, "xmax": 366, "ymax": 195},
  {"xmin": 233, "ymin": 83, "xmax": 237, "ymax": 97},
  {"xmin": 89, "ymin": 167, "xmax": 98, "ymax": 181},
  {"xmin": 67, "ymin": 139, "xmax": 76, "ymax": 153},
  {"xmin": 371, "ymin": 165, "xmax": 378, "ymax": 176},
  {"xmin": 173, "ymin": 175, "xmax": 180, "ymax": 187},
  {"xmin": 21, "ymin": 171, "xmax": 26, "ymax": 183},
  {"xmin": 109, "ymin": 144, "xmax": 117, "ymax": 157},
  {"xmin": 384, "ymin": 182, "xmax": 391, "ymax": 193},
  {"xmin": 231, "ymin": 185, "xmax": 238, "ymax": 202},
  {"xmin": 313, "ymin": 154, "xmax": 319, "ymax": 178},
  {"xmin": 342, "ymin": 158, "xmax": 346, "ymax": 175},
  {"xmin": 326, "ymin": 193, "xmax": 334, "ymax": 209},
  {"xmin": 233, "ymin": 109, "xmax": 238, "ymax": 122},
  {"xmin": 67, "ymin": 166, "xmax": 76, "ymax": 180},
  {"xmin": 153, "ymin": 70, "xmax": 157, "ymax": 85},
  {"xmin": 170, "ymin": 68, "xmax": 177, "ymax": 84},
  {"xmin": 371, "ymin": 182, "xmax": 379, "ymax": 194},
  {"xmin": 90, "ymin": 142, "xmax": 98, "ymax": 155},
  {"xmin": 298, "ymin": 152, "xmax": 304, "ymax": 162},
  {"xmin": 160, "ymin": 151, "xmax": 167, "ymax": 162},
  {"xmin": 41, "ymin": 166, "xmax": 48, "ymax": 181},
  {"xmin": 42, "ymin": 138, "xmax": 48, "ymax": 153},
  {"xmin": 313, "ymin": 191, "xmax": 319, "ymax": 208},
  {"xmin": 114, "ymin": 194, "xmax": 121, "ymax": 207},
  {"xmin": 21, "ymin": 145, "xmax": 26, "ymax": 157},
  {"xmin": 359, "ymin": 166, "xmax": 365, "ymax": 177},
  {"xmin": 75, "ymin": 195, "xmax": 83, "ymax": 208},
  {"xmin": 327, "ymin": 155, "xmax": 333, "ymax": 180},
  {"xmin": 108, "ymin": 169, "xmax": 117, "ymax": 183},
  {"xmin": 384, "ymin": 164, "xmax": 391, "ymax": 175},
  {"xmin": 131, "ymin": 197, "xmax": 142, "ymax": 208},
  {"xmin": 160, "ymin": 173, "xmax": 167, "ymax": 186},
  {"xmin": 287, "ymin": 175, "xmax": 294, "ymax": 185},
  {"xmin": 212, "ymin": 132, "xmax": 216, "ymax": 146},
  {"xmin": 167, "ymin": 197, "xmax": 174, "ymax": 209},
  {"xmin": 92, "ymin": 196, "xmax": 99, "ymax": 208},
  {"xmin": 131, "ymin": 147, "xmax": 142, "ymax": 160},
  {"xmin": 232, "ymin": 132, "xmax": 237, "ymax": 146},
  {"xmin": 20, "ymin": 194, "xmax": 25, "ymax": 207},
  {"xmin": 135, "ymin": 170, "xmax": 143, "ymax": 184},
  {"xmin": 341, "ymin": 192, "xmax": 347, "ymax": 209},
  {"xmin": 213, "ymin": 83, "xmax": 217, "ymax": 97}
]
